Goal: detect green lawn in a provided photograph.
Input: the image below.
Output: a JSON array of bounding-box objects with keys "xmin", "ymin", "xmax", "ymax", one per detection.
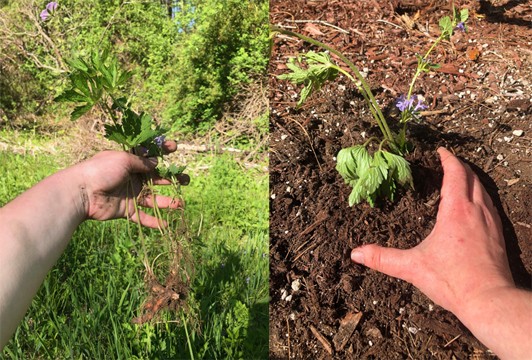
[{"xmin": 0, "ymin": 145, "xmax": 268, "ymax": 359}]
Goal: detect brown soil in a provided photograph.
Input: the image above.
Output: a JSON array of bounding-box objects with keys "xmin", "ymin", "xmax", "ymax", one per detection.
[{"xmin": 269, "ymin": 1, "xmax": 531, "ymax": 359}]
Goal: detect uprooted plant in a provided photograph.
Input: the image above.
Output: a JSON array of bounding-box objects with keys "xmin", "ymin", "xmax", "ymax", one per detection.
[
  {"xmin": 55, "ymin": 48, "xmax": 194, "ymax": 325},
  {"xmin": 272, "ymin": 6, "xmax": 468, "ymax": 207}
]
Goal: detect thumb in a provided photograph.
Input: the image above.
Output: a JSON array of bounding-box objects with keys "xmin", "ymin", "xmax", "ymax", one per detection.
[{"xmin": 351, "ymin": 244, "xmax": 414, "ymax": 282}]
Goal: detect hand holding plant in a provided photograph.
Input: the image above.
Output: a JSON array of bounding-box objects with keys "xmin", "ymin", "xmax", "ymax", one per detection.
[
  {"xmin": 81, "ymin": 144, "xmax": 187, "ymax": 229},
  {"xmin": 56, "ymin": 49, "xmax": 193, "ymax": 325}
]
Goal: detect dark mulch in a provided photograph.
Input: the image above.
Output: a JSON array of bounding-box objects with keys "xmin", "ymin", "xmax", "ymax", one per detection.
[{"xmin": 269, "ymin": 1, "xmax": 531, "ymax": 359}]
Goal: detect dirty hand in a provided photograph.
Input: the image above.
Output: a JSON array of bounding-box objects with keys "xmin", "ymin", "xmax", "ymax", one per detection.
[
  {"xmin": 80, "ymin": 140, "xmax": 188, "ymax": 228},
  {"xmin": 350, "ymin": 147, "xmax": 514, "ymax": 317}
]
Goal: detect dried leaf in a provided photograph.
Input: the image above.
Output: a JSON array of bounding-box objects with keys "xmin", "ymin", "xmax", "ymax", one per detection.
[{"xmin": 466, "ymin": 47, "xmax": 480, "ymax": 61}]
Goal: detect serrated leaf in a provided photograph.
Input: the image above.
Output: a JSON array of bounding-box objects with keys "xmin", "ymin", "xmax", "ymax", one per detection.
[
  {"xmin": 348, "ymin": 185, "xmax": 363, "ymax": 207},
  {"xmin": 70, "ymin": 72, "xmax": 92, "ymax": 98},
  {"xmin": 66, "ymin": 58, "xmax": 89, "ymax": 72},
  {"xmin": 99, "ymin": 66, "xmax": 114, "ymax": 90},
  {"xmin": 277, "ymin": 51, "xmax": 338, "ymax": 105},
  {"xmin": 299, "ymin": 83, "xmax": 312, "ymax": 106},
  {"xmin": 439, "ymin": 16, "xmax": 453, "ymax": 38},
  {"xmin": 116, "ymin": 70, "xmax": 133, "ymax": 87},
  {"xmin": 70, "ymin": 103, "xmax": 93, "ymax": 121},
  {"xmin": 104, "ymin": 127, "xmax": 127, "ymax": 145},
  {"xmin": 91, "ymin": 51, "xmax": 101, "ymax": 70},
  {"xmin": 54, "ymin": 89, "xmax": 89, "ymax": 103},
  {"xmin": 382, "ymin": 151, "xmax": 413, "ymax": 188},
  {"xmin": 459, "ymin": 8, "xmax": 469, "ymax": 23},
  {"xmin": 134, "ymin": 113, "xmax": 159, "ymax": 146},
  {"xmin": 336, "ymin": 145, "xmax": 369, "ymax": 182},
  {"xmin": 372, "ymin": 151, "xmax": 390, "ymax": 179},
  {"xmin": 110, "ymin": 62, "xmax": 118, "ymax": 87}
]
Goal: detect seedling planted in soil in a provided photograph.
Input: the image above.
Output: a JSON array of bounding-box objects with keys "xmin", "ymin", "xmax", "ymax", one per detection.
[{"xmin": 273, "ymin": 5, "xmax": 468, "ymax": 207}]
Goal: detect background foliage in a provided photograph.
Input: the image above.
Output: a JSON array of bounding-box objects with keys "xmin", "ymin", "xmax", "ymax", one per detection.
[{"xmin": 0, "ymin": 0, "xmax": 268, "ymax": 132}]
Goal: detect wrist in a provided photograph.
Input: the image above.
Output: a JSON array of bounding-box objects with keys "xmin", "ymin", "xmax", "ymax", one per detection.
[{"xmin": 52, "ymin": 164, "xmax": 90, "ymax": 225}]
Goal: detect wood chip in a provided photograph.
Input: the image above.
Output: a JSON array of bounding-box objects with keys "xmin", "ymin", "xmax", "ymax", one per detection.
[
  {"xmin": 505, "ymin": 178, "xmax": 520, "ymax": 186},
  {"xmin": 310, "ymin": 324, "xmax": 333, "ymax": 355},
  {"xmin": 333, "ymin": 311, "xmax": 363, "ymax": 351}
]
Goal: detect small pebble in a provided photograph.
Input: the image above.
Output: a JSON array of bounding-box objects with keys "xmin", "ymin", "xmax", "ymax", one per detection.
[
  {"xmin": 291, "ymin": 279, "xmax": 301, "ymax": 292},
  {"xmin": 513, "ymin": 130, "xmax": 524, "ymax": 137}
]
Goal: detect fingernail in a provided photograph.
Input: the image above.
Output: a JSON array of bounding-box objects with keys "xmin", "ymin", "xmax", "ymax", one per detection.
[
  {"xmin": 351, "ymin": 250, "xmax": 365, "ymax": 264},
  {"xmin": 148, "ymin": 157, "xmax": 158, "ymax": 166}
]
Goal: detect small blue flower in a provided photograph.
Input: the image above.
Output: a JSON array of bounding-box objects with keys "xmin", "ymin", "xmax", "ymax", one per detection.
[
  {"xmin": 396, "ymin": 94, "xmax": 427, "ymax": 113},
  {"xmin": 396, "ymin": 94, "xmax": 414, "ymax": 112},
  {"xmin": 456, "ymin": 22, "xmax": 466, "ymax": 32},
  {"xmin": 413, "ymin": 96, "xmax": 428, "ymax": 111},
  {"xmin": 154, "ymin": 135, "xmax": 166, "ymax": 148}
]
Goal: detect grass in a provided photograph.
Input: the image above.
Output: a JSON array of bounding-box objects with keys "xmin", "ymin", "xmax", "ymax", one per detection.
[{"xmin": 0, "ymin": 143, "xmax": 268, "ymax": 359}]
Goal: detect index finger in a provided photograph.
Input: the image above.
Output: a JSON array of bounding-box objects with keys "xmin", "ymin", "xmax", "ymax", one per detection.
[{"xmin": 437, "ymin": 147, "xmax": 472, "ymax": 202}]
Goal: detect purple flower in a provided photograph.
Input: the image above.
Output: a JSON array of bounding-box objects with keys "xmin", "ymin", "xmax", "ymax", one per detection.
[
  {"xmin": 456, "ymin": 22, "xmax": 466, "ymax": 32},
  {"xmin": 46, "ymin": 2, "xmax": 58, "ymax": 12},
  {"xmin": 40, "ymin": 9, "xmax": 49, "ymax": 21},
  {"xmin": 396, "ymin": 94, "xmax": 428, "ymax": 113},
  {"xmin": 395, "ymin": 94, "xmax": 414, "ymax": 112},
  {"xmin": 413, "ymin": 96, "xmax": 428, "ymax": 111},
  {"xmin": 154, "ymin": 135, "xmax": 166, "ymax": 148},
  {"xmin": 40, "ymin": 2, "xmax": 58, "ymax": 22}
]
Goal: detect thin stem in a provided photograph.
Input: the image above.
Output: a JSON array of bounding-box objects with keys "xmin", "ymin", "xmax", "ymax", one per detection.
[
  {"xmin": 129, "ymin": 180, "xmax": 150, "ymax": 271},
  {"xmin": 182, "ymin": 311, "xmax": 195, "ymax": 360},
  {"xmin": 407, "ymin": 36, "xmax": 443, "ymax": 99}
]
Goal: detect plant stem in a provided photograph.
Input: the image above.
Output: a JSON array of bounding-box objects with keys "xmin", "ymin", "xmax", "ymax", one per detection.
[
  {"xmin": 182, "ymin": 311, "xmax": 195, "ymax": 360},
  {"xmin": 406, "ymin": 35, "xmax": 443, "ymax": 99},
  {"xmin": 271, "ymin": 26, "xmax": 396, "ymax": 145}
]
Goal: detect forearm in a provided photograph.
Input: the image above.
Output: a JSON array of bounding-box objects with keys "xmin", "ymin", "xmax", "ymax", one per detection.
[
  {"xmin": 0, "ymin": 165, "xmax": 86, "ymax": 348},
  {"xmin": 458, "ymin": 286, "xmax": 532, "ymax": 360}
]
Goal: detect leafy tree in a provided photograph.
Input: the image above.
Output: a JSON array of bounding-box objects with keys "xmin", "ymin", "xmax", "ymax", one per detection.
[{"xmin": 0, "ymin": 0, "xmax": 268, "ymax": 132}]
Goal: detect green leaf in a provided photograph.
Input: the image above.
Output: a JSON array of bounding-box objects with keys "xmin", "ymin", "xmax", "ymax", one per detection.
[
  {"xmin": 277, "ymin": 51, "xmax": 339, "ymax": 106},
  {"xmin": 70, "ymin": 72, "xmax": 92, "ymax": 99},
  {"xmin": 134, "ymin": 113, "xmax": 159, "ymax": 146},
  {"xmin": 54, "ymin": 89, "xmax": 89, "ymax": 103},
  {"xmin": 70, "ymin": 103, "xmax": 93, "ymax": 121},
  {"xmin": 459, "ymin": 8, "xmax": 469, "ymax": 23},
  {"xmin": 91, "ymin": 51, "xmax": 101, "ymax": 70},
  {"xmin": 382, "ymin": 151, "xmax": 413, "ymax": 188},
  {"xmin": 159, "ymin": 164, "xmax": 187, "ymax": 179},
  {"xmin": 348, "ymin": 186, "xmax": 363, "ymax": 207},
  {"xmin": 110, "ymin": 62, "xmax": 118, "ymax": 87},
  {"xmin": 66, "ymin": 58, "xmax": 89, "ymax": 72},
  {"xmin": 439, "ymin": 16, "xmax": 453, "ymax": 38},
  {"xmin": 372, "ymin": 151, "xmax": 389, "ymax": 179},
  {"xmin": 99, "ymin": 66, "xmax": 114, "ymax": 90},
  {"xmin": 104, "ymin": 126, "xmax": 130, "ymax": 148},
  {"xmin": 336, "ymin": 145, "xmax": 370, "ymax": 182},
  {"xmin": 116, "ymin": 70, "xmax": 133, "ymax": 87}
]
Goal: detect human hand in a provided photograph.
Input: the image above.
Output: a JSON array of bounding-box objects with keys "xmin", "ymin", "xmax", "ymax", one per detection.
[
  {"xmin": 79, "ymin": 140, "xmax": 189, "ymax": 228},
  {"xmin": 350, "ymin": 147, "xmax": 514, "ymax": 316}
]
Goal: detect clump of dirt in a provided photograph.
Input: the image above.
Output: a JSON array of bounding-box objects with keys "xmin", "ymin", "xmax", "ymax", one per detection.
[{"xmin": 269, "ymin": 0, "xmax": 531, "ymax": 359}]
